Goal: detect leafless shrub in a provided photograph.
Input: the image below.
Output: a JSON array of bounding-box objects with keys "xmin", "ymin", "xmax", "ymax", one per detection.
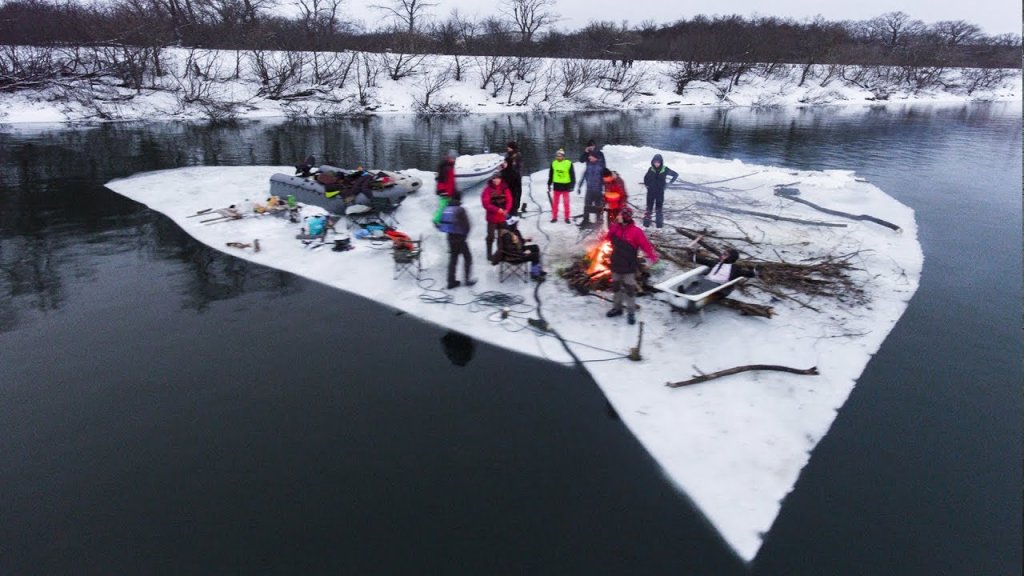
[
  {"xmin": 248, "ymin": 50, "xmax": 306, "ymax": 99},
  {"xmin": 0, "ymin": 45, "xmax": 59, "ymax": 92},
  {"xmin": 902, "ymin": 65, "xmax": 948, "ymax": 91},
  {"xmin": 559, "ymin": 58, "xmax": 603, "ymax": 98},
  {"xmin": 380, "ymin": 50, "xmax": 428, "ymax": 80},
  {"xmin": 311, "ymin": 51, "xmax": 358, "ymax": 88},
  {"xmin": 354, "ymin": 52, "xmax": 382, "ymax": 107},
  {"xmin": 473, "ymin": 54, "xmax": 513, "ymax": 90},
  {"xmin": 958, "ymin": 67, "xmax": 1013, "ymax": 95},
  {"xmin": 95, "ymin": 45, "xmax": 160, "ymax": 91},
  {"xmin": 495, "ymin": 56, "xmax": 541, "ymax": 104},
  {"xmin": 665, "ymin": 60, "xmax": 736, "ymax": 94},
  {"xmin": 600, "ymin": 62, "xmax": 649, "ymax": 103},
  {"xmin": 412, "ymin": 65, "xmax": 451, "ymax": 111},
  {"xmin": 172, "ymin": 48, "xmax": 220, "ymax": 104}
]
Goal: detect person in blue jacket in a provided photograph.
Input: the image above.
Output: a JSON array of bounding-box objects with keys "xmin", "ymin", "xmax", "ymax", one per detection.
[{"xmin": 642, "ymin": 153, "xmax": 679, "ymax": 228}]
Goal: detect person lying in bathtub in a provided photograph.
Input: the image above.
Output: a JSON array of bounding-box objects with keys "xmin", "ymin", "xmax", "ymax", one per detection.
[{"xmin": 684, "ymin": 237, "xmax": 758, "ymax": 299}]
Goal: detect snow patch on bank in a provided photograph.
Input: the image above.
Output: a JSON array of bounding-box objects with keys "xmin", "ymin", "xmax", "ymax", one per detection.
[{"xmin": 2, "ymin": 47, "xmax": 1020, "ymax": 124}]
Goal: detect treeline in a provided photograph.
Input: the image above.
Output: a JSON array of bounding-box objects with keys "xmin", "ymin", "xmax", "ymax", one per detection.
[{"xmin": 0, "ymin": 0, "xmax": 1019, "ymax": 69}]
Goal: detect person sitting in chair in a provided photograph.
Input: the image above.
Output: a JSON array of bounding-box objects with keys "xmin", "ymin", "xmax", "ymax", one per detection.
[
  {"xmin": 685, "ymin": 237, "xmax": 757, "ymax": 299},
  {"xmin": 495, "ymin": 216, "xmax": 547, "ymax": 280}
]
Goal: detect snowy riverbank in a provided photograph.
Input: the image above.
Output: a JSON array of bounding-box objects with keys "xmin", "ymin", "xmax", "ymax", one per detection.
[{"xmin": 2, "ymin": 46, "xmax": 1020, "ymax": 124}]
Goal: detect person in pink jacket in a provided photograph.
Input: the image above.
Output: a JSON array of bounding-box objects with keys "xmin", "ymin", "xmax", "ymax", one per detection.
[
  {"xmin": 481, "ymin": 174, "xmax": 513, "ymax": 261},
  {"xmin": 605, "ymin": 206, "xmax": 658, "ymax": 325}
]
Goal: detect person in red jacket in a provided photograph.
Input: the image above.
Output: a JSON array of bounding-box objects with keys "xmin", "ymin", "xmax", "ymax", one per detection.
[
  {"xmin": 605, "ymin": 206, "xmax": 657, "ymax": 325},
  {"xmin": 432, "ymin": 149, "xmax": 458, "ymax": 225},
  {"xmin": 481, "ymin": 174, "xmax": 513, "ymax": 261},
  {"xmin": 601, "ymin": 168, "xmax": 628, "ymax": 225}
]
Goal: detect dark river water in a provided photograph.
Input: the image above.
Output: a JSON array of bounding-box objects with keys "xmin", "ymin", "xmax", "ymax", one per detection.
[{"xmin": 1, "ymin": 103, "xmax": 1020, "ymax": 574}]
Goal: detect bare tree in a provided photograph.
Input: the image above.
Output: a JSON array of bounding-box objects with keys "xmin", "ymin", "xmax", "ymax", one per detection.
[
  {"xmin": 500, "ymin": 0, "xmax": 558, "ymax": 43},
  {"xmin": 369, "ymin": 0, "xmax": 437, "ymax": 34},
  {"xmin": 428, "ymin": 9, "xmax": 477, "ymax": 79},
  {"xmin": 296, "ymin": 0, "xmax": 344, "ymax": 83},
  {"xmin": 863, "ymin": 11, "xmax": 926, "ymax": 52},
  {"xmin": 929, "ymin": 20, "xmax": 983, "ymax": 47}
]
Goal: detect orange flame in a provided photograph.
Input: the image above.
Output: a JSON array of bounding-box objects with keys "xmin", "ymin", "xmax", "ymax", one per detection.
[{"xmin": 585, "ymin": 238, "xmax": 613, "ymax": 279}]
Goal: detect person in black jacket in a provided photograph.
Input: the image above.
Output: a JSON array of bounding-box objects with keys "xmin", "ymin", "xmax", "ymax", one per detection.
[
  {"xmin": 578, "ymin": 139, "xmax": 606, "ymax": 169},
  {"xmin": 501, "ymin": 141, "xmax": 523, "ymax": 215},
  {"xmin": 642, "ymin": 153, "xmax": 679, "ymax": 228}
]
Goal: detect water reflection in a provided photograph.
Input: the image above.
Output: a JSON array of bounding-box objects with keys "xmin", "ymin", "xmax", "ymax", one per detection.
[{"xmin": 440, "ymin": 330, "xmax": 476, "ymax": 367}]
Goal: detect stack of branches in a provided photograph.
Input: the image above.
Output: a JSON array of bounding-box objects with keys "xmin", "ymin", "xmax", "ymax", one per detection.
[
  {"xmin": 655, "ymin": 226, "xmax": 867, "ymax": 314},
  {"xmin": 560, "ymin": 252, "xmax": 653, "ymax": 296},
  {"xmin": 560, "ymin": 258, "xmax": 613, "ymax": 294}
]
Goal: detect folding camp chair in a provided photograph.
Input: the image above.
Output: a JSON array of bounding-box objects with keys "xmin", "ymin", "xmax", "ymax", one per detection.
[
  {"xmin": 348, "ymin": 196, "xmax": 399, "ymax": 230},
  {"xmin": 497, "ymin": 254, "xmax": 531, "ymax": 283},
  {"xmin": 393, "ymin": 236, "xmax": 422, "ymax": 280}
]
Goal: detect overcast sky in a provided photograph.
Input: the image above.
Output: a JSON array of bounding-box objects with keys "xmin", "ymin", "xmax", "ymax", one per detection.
[{"xmin": 341, "ymin": 0, "xmax": 1022, "ymax": 36}]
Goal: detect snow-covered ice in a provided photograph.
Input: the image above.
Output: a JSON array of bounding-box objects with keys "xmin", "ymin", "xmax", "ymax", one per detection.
[{"xmin": 105, "ymin": 146, "xmax": 922, "ymax": 561}]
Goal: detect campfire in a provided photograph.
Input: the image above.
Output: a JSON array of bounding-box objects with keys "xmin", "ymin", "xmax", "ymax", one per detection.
[
  {"xmin": 585, "ymin": 239, "xmax": 614, "ymax": 280},
  {"xmin": 562, "ymin": 236, "xmax": 651, "ymax": 294}
]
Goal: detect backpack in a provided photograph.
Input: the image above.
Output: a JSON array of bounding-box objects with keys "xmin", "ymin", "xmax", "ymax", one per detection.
[{"xmin": 437, "ymin": 205, "xmax": 465, "ymax": 235}]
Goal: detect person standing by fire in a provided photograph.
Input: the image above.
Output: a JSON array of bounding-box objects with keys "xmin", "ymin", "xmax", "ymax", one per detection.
[
  {"xmin": 605, "ymin": 206, "xmax": 657, "ymax": 325},
  {"xmin": 601, "ymin": 168, "xmax": 628, "ymax": 224}
]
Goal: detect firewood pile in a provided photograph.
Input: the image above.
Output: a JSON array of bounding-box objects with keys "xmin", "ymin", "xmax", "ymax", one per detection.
[{"xmin": 658, "ymin": 226, "xmax": 869, "ymax": 313}]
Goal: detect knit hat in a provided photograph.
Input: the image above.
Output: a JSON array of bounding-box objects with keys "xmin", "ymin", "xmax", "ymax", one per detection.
[
  {"xmin": 619, "ymin": 206, "xmax": 634, "ymax": 221},
  {"xmin": 555, "ymin": 148, "xmax": 565, "ymax": 156}
]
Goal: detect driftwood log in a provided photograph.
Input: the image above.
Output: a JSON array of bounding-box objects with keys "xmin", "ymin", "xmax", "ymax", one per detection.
[
  {"xmin": 717, "ymin": 297, "xmax": 774, "ymax": 318},
  {"xmin": 695, "ymin": 201, "xmax": 847, "ymax": 227},
  {"xmin": 667, "ymin": 364, "xmax": 819, "ymax": 388},
  {"xmin": 775, "ymin": 188, "xmax": 901, "ymax": 232}
]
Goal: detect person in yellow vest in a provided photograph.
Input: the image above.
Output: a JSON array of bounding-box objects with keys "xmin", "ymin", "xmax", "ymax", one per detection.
[{"xmin": 546, "ymin": 148, "xmax": 576, "ymax": 223}]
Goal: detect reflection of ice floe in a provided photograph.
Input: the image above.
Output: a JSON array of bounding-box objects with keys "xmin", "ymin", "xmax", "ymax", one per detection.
[{"xmin": 105, "ymin": 145, "xmax": 922, "ymax": 562}]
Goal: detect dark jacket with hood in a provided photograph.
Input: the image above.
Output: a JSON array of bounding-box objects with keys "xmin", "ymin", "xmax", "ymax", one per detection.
[{"xmin": 643, "ymin": 154, "xmax": 679, "ymax": 196}]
